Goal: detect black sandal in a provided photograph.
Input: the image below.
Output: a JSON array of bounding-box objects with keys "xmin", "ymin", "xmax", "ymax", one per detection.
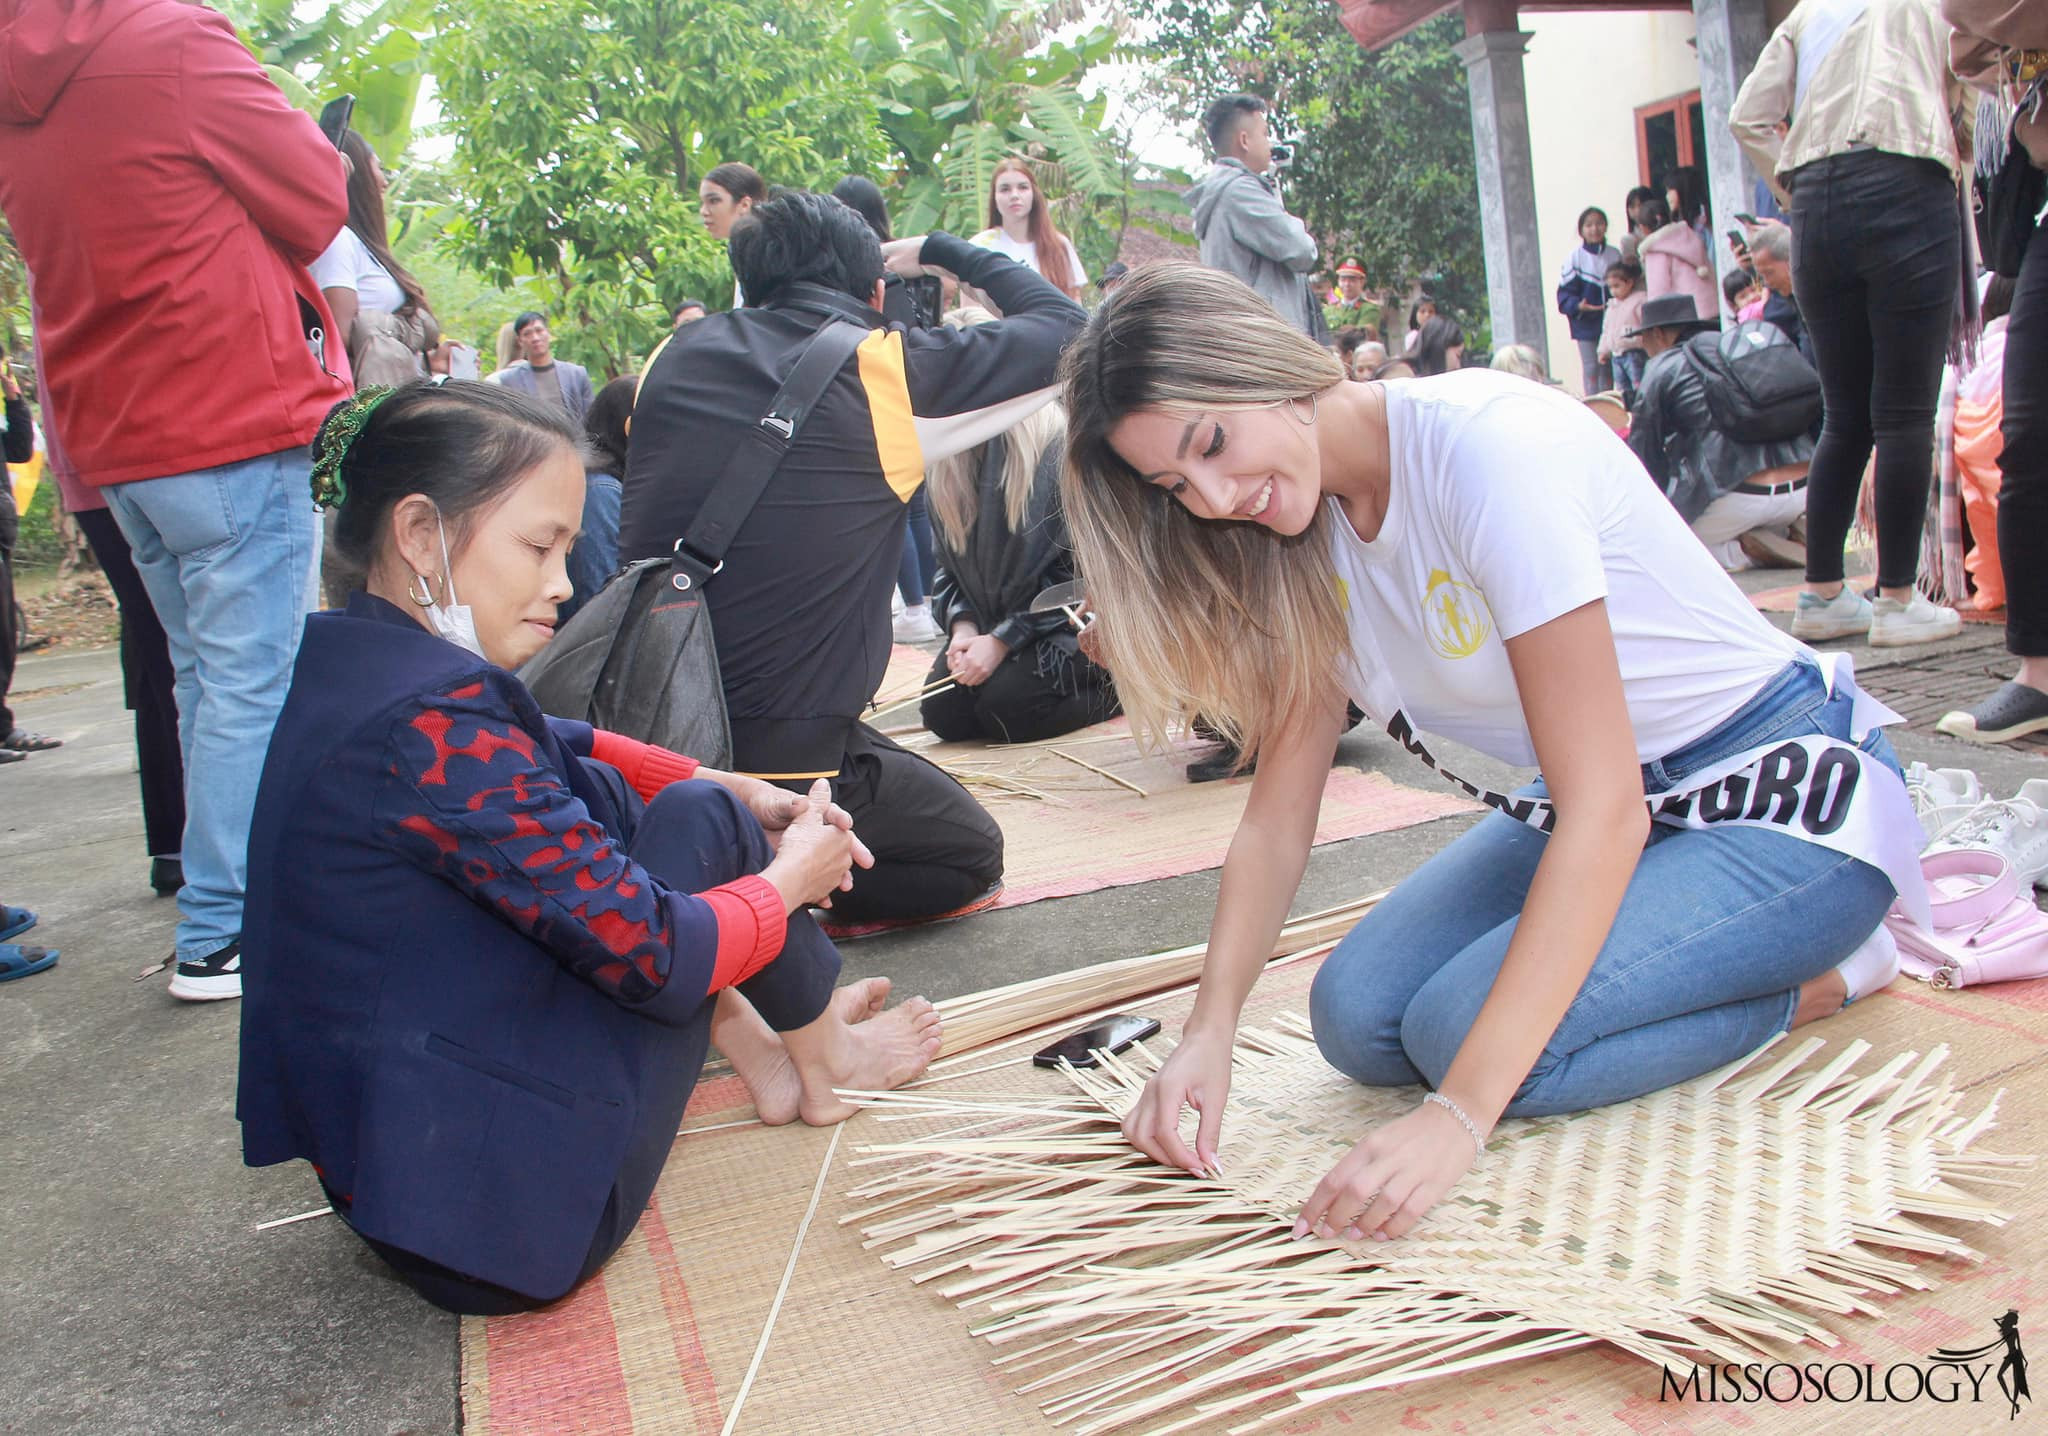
[
  {"xmin": 0, "ymin": 748, "xmax": 24, "ymax": 765},
  {"xmin": 1, "ymin": 729, "xmax": 62, "ymax": 752}
]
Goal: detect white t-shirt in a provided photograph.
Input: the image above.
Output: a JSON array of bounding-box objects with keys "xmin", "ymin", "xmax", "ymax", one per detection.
[
  {"xmin": 1327, "ymin": 369, "xmax": 1803, "ymax": 768},
  {"xmin": 309, "ymin": 226, "xmax": 407, "ymax": 316},
  {"xmin": 969, "ymin": 228, "xmax": 1087, "ymax": 290}
]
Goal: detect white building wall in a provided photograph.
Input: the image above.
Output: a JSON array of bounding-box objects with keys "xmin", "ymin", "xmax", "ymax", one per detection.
[{"xmin": 1519, "ymin": 10, "xmax": 1704, "ymax": 393}]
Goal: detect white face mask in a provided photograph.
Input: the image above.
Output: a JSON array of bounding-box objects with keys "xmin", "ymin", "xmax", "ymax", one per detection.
[{"xmin": 420, "ymin": 510, "xmax": 486, "ymax": 660}]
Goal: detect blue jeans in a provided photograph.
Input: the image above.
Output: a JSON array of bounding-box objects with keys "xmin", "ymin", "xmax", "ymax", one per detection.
[
  {"xmin": 107, "ymin": 449, "xmax": 319, "ymax": 961},
  {"xmin": 561, "ymin": 471, "xmax": 621, "ymax": 627},
  {"xmin": 1310, "ymin": 660, "xmax": 1900, "ymax": 1117},
  {"xmin": 896, "ymin": 488, "xmax": 936, "ymax": 606},
  {"xmin": 1610, "ymin": 347, "xmax": 1647, "ymax": 406}
]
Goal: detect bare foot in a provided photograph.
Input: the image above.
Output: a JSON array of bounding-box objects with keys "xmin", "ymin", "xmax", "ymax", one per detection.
[
  {"xmin": 788, "ymin": 997, "xmax": 944, "ymax": 1126},
  {"xmin": 833, "ymin": 975, "xmax": 891, "ymax": 1024},
  {"xmin": 712, "ymin": 991, "xmax": 804, "ymax": 1127},
  {"xmin": 1789, "ymin": 968, "xmax": 1848, "ymax": 1029},
  {"xmin": 713, "ymin": 980, "xmax": 897, "ymax": 1126}
]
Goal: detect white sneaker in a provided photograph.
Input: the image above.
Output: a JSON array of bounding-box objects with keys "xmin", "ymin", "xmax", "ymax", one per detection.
[
  {"xmin": 1869, "ymin": 591, "xmax": 1961, "ymax": 647},
  {"xmin": 892, "ymin": 605, "xmax": 942, "ymax": 644},
  {"xmin": 1905, "ymin": 761, "xmax": 1984, "ymax": 847},
  {"xmin": 1789, "ymin": 587, "xmax": 1873, "ymax": 641},
  {"xmin": 1927, "ymin": 779, "xmax": 2048, "ymax": 889}
]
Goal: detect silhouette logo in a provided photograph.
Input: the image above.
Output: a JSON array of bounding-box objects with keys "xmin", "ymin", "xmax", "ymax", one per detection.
[{"xmin": 1930, "ymin": 1309, "xmax": 2031, "ymax": 1420}]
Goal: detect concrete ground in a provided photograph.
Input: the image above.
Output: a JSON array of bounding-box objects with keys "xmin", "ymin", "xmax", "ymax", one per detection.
[{"xmin": 4, "ymin": 581, "xmax": 2045, "ymax": 1434}]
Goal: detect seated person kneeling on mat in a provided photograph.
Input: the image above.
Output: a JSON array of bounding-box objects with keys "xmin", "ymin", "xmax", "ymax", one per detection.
[
  {"xmin": 237, "ymin": 383, "xmax": 941, "ymax": 1315},
  {"xmin": 1060, "ymin": 266, "xmax": 1927, "ymax": 1247},
  {"xmin": 619, "ymin": 190, "xmax": 1088, "ymax": 926},
  {"xmin": 922, "ymin": 310, "xmax": 1118, "ymax": 744}
]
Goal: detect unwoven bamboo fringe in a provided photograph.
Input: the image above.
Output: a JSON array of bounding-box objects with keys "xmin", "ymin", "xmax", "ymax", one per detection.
[
  {"xmin": 927, "ymin": 893, "xmax": 1383, "ymax": 1059},
  {"xmin": 850, "ymin": 1018, "xmax": 2029, "ymax": 1435}
]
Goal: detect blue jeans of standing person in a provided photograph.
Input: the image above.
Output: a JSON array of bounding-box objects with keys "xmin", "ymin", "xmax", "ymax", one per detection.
[
  {"xmin": 896, "ymin": 488, "xmax": 936, "ymax": 606},
  {"xmin": 105, "ymin": 449, "xmax": 319, "ymax": 963},
  {"xmin": 1610, "ymin": 347, "xmax": 1646, "ymax": 407},
  {"xmin": 560, "ymin": 470, "xmax": 621, "ymax": 628},
  {"xmin": 1788, "ymin": 149, "xmax": 1959, "ymax": 588},
  {"xmin": 1310, "ymin": 658, "xmax": 1900, "ymax": 1118}
]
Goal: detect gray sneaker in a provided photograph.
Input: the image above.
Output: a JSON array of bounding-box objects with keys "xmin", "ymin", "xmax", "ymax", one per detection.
[
  {"xmin": 1788, "ymin": 587, "xmax": 1873, "ymax": 641},
  {"xmin": 1869, "ymin": 591, "xmax": 1961, "ymax": 647}
]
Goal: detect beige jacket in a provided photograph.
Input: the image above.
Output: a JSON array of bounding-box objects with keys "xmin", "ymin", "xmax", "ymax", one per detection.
[
  {"xmin": 1733, "ymin": 0, "xmax": 1970, "ymax": 203},
  {"xmin": 1945, "ymin": 0, "xmax": 2048, "ymax": 168}
]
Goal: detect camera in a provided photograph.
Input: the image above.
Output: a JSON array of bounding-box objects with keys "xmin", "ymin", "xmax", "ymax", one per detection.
[{"xmin": 1269, "ymin": 142, "xmax": 1293, "ymax": 168}]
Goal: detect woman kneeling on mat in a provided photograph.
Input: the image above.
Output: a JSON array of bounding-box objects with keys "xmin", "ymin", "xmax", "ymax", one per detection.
[
  {"xmin": 921, "ymin": 310, "xmax": 1118, "ymax": 743},
  {"xmin": 237, "ymin": 381, "xmax": 941, "ymax": 1315},
  {"xmin": 1061, "ymin": 266, "xmax": 1926, "ymax": 1246}
]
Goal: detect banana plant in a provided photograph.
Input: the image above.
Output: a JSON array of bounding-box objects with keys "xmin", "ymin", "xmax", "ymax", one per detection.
[{"xmin": 217, "ymin": 0, "xmax": 432, "ymax": 162}]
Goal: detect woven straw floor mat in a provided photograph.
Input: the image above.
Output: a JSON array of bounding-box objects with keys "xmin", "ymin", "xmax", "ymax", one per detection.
[{"xmin": 463, "ymin": 954, "xmax": 2048, "ymax": 1434}]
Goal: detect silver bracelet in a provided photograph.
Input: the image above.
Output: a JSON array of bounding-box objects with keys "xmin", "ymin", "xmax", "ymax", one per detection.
[{"xmin": 1423, "ymin": 1091, "xmax": 1487, "ymax": 1162}]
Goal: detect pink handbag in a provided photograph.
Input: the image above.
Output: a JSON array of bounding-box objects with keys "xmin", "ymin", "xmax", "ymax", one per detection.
[{"xmin": 1884, "ymin": 849, "xmax": 2048, "ymax": 989}]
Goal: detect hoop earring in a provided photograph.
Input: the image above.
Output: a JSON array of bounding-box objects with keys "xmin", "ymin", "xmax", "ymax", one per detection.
[
  {"xmin": 408, "ymin": 572, "xmax": 437, "ymax": 608},
  {"xmin": 1287, "ymin": 393, "xmax": 1319, "ymax": 425}
]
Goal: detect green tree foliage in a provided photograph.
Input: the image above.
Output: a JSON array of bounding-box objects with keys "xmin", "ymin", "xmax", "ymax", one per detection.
[
  {"xmin": 217, "ymin": 0, "xmax": 433, "ymax": 160},
  {"xmin": 849, "ymin": 0, "xmax": 1131, "ymax": 273},
  {"xmin": 1131, "ymin": 3, "xmax": 1488, "ymax": 341},
  {"xmin": 432, "ymin": 0, "xmax": 889, "ymax": 376}
]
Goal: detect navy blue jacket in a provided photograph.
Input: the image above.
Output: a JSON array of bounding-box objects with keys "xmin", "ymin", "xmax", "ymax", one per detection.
[{"xmin": 237, "ymin": 595, "xmax": 784, "ymax": 1299}]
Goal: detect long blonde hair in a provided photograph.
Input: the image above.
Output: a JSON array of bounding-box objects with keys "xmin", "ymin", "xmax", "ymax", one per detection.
[
  {"xmin": 1059, "ymin": 263, "xmax": 1350, "ymax": 761},
  {"xmin": 927, "ymin": 306, "xmax": 1067, "ymax": 548}
]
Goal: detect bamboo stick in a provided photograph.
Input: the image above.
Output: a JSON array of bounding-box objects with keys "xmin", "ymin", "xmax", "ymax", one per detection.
[{"xmin": 1046, "ymin": 745, "xmax": 1148, "ymax": 798}]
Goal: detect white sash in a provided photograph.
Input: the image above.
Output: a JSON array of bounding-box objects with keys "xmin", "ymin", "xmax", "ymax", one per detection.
[{"xmin": 1380, "ymin": 651, "xmax": 1932, "ymax": 927}]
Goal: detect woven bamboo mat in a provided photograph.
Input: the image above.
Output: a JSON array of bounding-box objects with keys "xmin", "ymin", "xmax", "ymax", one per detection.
[{"xmin": 462, "ymin": 956, "xmax": 2048, "ymax": 1434}]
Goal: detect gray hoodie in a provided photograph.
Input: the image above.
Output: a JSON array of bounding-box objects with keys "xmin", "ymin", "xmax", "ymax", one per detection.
[{"xmin": 1184, "ymin": 159, "xmax": 1320, "ymax": 335}]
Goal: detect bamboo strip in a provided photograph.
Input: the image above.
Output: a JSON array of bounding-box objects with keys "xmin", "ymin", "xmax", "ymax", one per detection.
[{"xmin": 1045, "ymin": 746, "xmax": 1149, "ymax": 798}]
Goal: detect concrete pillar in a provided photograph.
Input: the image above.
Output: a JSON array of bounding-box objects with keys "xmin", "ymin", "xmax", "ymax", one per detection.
[
  {"xmin": 1452, "ymin": 22, "xmax": 1547, "ymax": 365},
  {"xmin": 1693, "ymin": 0, "xmax": 1771, "ymax": 317}
]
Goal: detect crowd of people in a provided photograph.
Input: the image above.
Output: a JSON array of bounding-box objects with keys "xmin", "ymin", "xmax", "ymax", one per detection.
[{"xmin": 0, "ymin": 0, "xmax": 2040, "ymax": 1336}]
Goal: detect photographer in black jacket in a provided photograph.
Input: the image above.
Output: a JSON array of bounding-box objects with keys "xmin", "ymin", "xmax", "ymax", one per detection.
[{"xmin": 620, "ymin": 190, "xmax": 1086, "ymax": 924}]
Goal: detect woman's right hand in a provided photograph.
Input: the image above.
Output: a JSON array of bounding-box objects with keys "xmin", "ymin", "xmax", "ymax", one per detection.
[
  {"xmin": 1121, "ymin": 1024, "xmax": 1235, "ymax": 1176},
  {"xmin": 762, "ymin": 778, "xmax": 859, "ymax": 912}
]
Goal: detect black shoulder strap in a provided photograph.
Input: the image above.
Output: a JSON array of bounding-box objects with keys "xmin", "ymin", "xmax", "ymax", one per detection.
[{"xmin": 668, "ymin": 318, "xmax": 870, "ymax": 592}]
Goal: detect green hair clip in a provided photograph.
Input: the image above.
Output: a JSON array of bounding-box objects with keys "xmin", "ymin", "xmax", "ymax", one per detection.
[{"xmin": 310, "ymin": 385, "xmax": 397, "ymax": 511}]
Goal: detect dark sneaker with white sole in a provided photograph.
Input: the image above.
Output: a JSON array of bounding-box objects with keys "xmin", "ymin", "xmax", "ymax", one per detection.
[
  {"xmin": 168, "ymin": 938, "xmax": 242, "ymax": 1002},
  {"xmin": 1936, "ymin": 682, "xmax": 2048, "ymax": 745}
]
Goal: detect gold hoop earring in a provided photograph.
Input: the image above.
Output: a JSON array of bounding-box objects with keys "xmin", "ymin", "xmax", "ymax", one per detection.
[
  {"xmin": 1287, "ymin": 393, "xmax": 1319, "ymax": 425},
  {"xmin": 408, "ymin": 572, "xmax": 437, "ymax": 607}
]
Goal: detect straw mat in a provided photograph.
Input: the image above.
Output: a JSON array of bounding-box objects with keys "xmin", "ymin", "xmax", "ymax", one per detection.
[
  {"xmin": 826, "ymin": 648, "xmax": 1478, "ymax": 937},
  {"xmin": 462, "ymin": 956, "xmax": 2048, "ymax": 1435}
]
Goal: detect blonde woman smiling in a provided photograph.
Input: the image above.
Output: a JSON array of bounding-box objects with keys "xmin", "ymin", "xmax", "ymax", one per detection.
[{"xmin": 1059, "ymin": 265, "xmax": 1925, "ymax": 1246}]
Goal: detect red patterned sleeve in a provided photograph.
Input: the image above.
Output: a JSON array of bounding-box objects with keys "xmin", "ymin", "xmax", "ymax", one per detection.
[{"xmin": 374, "ymin": 676, "xmax": 782, "ymax": 1023}]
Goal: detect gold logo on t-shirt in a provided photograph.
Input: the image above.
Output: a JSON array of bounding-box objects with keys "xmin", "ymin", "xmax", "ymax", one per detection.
[{"xmin": 1421, "ymin": 568, "xmax": 1492, "ymax": 659}]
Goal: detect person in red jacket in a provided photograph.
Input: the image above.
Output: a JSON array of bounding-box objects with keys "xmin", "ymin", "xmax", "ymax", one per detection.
[{"xmin": 0, "ymin": 0, "xmax": 352, "ymax": 1001}]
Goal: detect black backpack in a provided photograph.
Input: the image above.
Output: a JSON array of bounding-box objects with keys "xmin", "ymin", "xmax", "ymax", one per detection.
[{"xmin": 1680, "ymin": 320, "xmax": 1822, "ymax": 443}]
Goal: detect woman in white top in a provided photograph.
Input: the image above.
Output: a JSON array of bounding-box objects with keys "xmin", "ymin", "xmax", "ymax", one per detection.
[
  {"xmin": 1058, "ymin": 265, "xmax": 1924, "ymax": 1246},
  {"xmin": 969, "ymin": 157, "xmax": 1086, "ymax": 303},
  {"xmin": 310, "ymin": 130, "xmax": 445, "ymax": 389}
]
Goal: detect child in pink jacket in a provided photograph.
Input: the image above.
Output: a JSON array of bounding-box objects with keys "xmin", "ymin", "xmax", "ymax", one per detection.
[
  {"xmin": 1637, "ymin": 198, "xmax": 1720, "ymax": 321},
  {"xmin": 1595, "ymin": 259, "xmax": 1648, "ymax": 403}
]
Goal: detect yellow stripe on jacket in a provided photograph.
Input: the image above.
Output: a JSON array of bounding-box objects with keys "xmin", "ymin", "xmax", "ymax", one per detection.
[{"xmin": 856, "ymin": 328, "xmax": 925, "ymax": 502}]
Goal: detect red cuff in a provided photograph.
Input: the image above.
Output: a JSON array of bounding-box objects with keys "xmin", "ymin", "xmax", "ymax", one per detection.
[
  {"xmin": 590, "ymin": 728, "xmax": 700, "ymax": 802},
  {"xmin": 700, "ymin": 875, "xmax": 788, "ymax": 990}
]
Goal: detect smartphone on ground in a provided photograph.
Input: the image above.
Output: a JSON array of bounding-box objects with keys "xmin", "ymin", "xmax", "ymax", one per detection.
[{"xmin": 1033, "ymin": 1014, "xmax": 1162, "ymax": 1069}]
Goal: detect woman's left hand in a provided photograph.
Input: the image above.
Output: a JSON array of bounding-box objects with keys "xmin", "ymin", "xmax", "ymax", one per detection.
[{"xmin": 1292, "ymin": 1099, "xmax": 1484, "ymax": 1244}]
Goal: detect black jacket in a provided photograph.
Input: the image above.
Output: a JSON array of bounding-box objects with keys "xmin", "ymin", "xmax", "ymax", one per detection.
[
  {"xmin": 3, "ymin": 393, "xmax": 32, "ymax": 465},
  {"xmin": 619, "ymin": 233, "xmax": 1086, "ymax": 778},
  {"xmin": 1628, "ymin": 332, "xmax": 1815, "ymax": 522},
  {"xmin": 929, "ymin": 442, "xmax": 1079, "ymax": 654}
]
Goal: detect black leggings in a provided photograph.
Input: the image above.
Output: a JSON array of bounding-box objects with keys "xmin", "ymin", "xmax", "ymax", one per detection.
[
  {"xmin": 334, "ymin": 772, "xmax": 842, "ymax": 1316},
  {"xmin": 774, "ymin": 723, "xmax": 1004, "ymax": 923},
  {"xmin": 919, "ymin": 644, "xmax": 1118, "ymax": 745},
  {"xmin": 2001, "ymin": 210, "xmax": 2048, "ymax": 657},
  {"xmin": 1789, "ymin": 150, "xmax": 1960, "ymax": 589}
]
